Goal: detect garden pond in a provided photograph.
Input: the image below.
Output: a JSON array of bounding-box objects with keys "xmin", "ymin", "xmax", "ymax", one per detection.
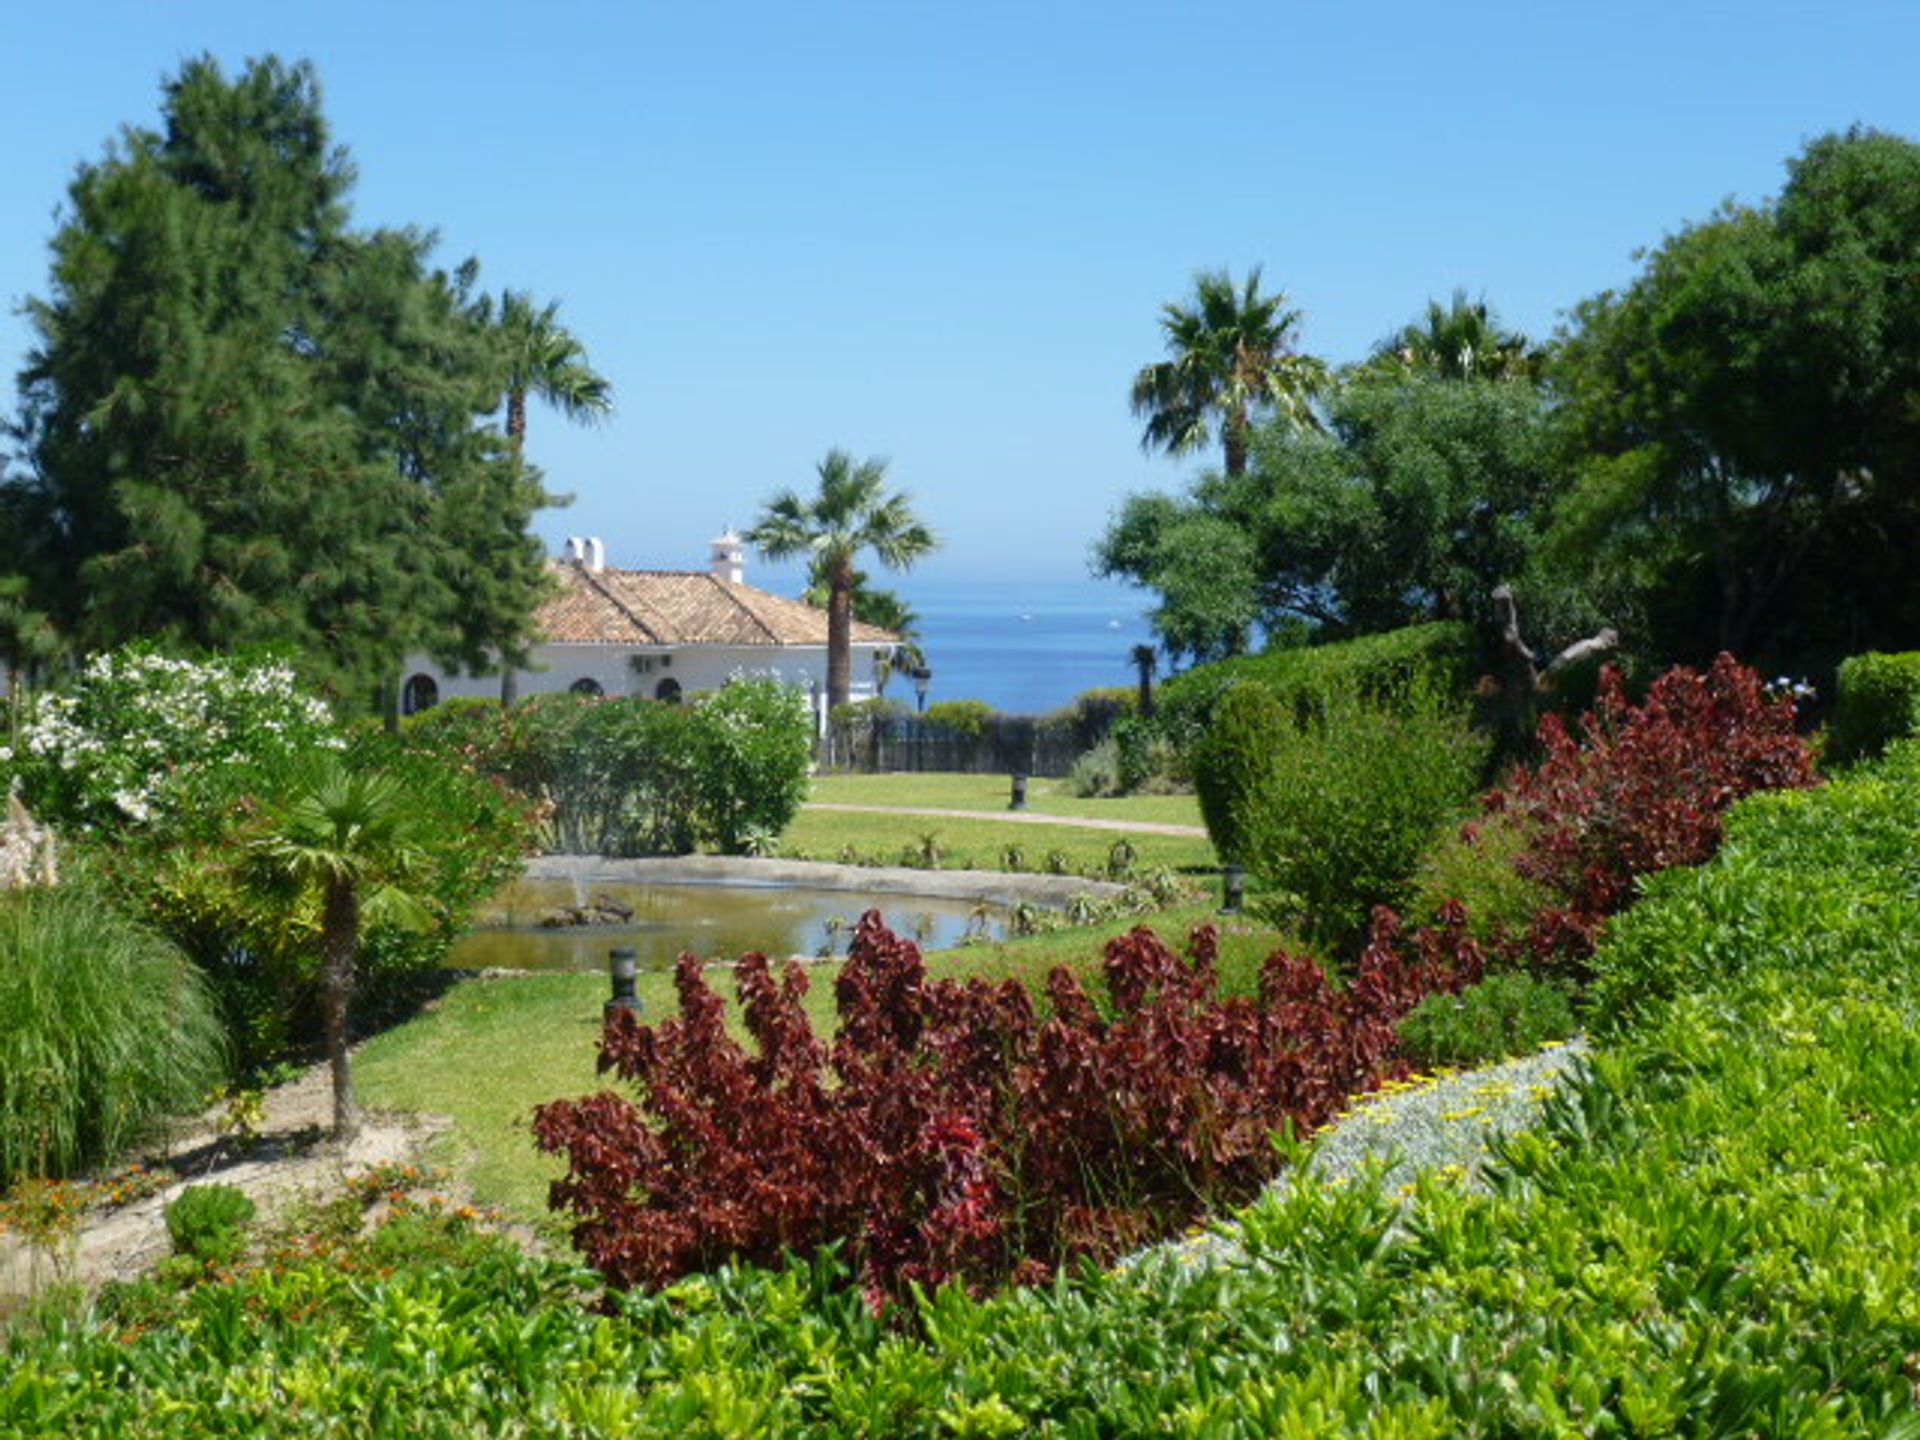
[{"xmin": 449, "ymin": 876, "xmax": 1009, "ymax": 972}]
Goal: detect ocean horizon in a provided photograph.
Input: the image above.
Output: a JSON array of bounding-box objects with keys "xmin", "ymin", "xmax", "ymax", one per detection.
[{"xmin": 885, "ymin": 576, "xmax": 1157, "ymax": 716}]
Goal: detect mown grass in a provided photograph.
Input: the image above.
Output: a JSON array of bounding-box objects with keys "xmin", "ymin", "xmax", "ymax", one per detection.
[
  {"xmin": 353, "ymin": 901, "xmax": 1294, "ymax": 1223},
  {"xmin": 779, "ymin": 809, "xmax": 1215, "ymax": 876},
  {"xmin": 807, "ymin": 772, "xmax": 1204, "ymax": 829}
]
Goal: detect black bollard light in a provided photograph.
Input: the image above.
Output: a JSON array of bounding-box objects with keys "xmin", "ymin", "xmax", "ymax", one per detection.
[
  {"xmin": 1010, "ymin": 772, "xmax": 1029, "ymax": 811},
  {"xmin": 605, "ymin": 946, "xmax": 642, "ymax": 1020},
  {"xmin": 1220, "ymin": 864, "xmax": 1246, "ymax": 916}
]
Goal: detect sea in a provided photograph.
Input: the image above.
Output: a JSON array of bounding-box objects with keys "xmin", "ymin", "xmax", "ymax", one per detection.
[{"xmin": 890, "ymin": 577, "xmax": 1156, "ymax": 715}]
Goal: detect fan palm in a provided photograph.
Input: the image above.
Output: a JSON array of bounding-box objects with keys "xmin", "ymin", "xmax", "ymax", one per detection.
[
  {"xmin": 1131, "ymin": 267, "xmax": 1328, "ymax": 476},
  {"xmin": 1382, "ymin": 290, "xmax": 1538, "ymax": 382},
  {"xmin": 493, "ymin": 290, "xmax": 613, "ymax": 456},
  {"xmin": 749, "ymin": 451, "xmax": 938, "ymax": 710},
  {"xmin": 248, "ymin": 756, "xmax": 430, "ymax": 1141}
]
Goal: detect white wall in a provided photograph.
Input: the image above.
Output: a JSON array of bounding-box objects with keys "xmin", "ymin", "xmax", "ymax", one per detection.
[{"xmin": 399, "ymin": 642, "xmax": 897, "ymax": 729}]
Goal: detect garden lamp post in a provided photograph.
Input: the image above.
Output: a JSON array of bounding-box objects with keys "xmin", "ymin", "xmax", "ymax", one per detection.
[
  {"xmin": 1010, "ymin": 772, "xmax": 1029, "ymax": 811},
  {"xmin": 605, "ymin": 946, "xmax": 641, "ymax": 1020},
  {"xmin": 913, "ymin": 667, "xmax": 931, "ymax": 714}
]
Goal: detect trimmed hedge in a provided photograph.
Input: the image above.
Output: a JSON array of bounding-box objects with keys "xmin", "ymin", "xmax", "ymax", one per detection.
[
  {"xmin": 1157, "ymin": 620, "xmax": 1472, "ymax": 750},
  {"xmin": 1828, "ymin": 649, "xmax": 1920, "ymax": 765}
]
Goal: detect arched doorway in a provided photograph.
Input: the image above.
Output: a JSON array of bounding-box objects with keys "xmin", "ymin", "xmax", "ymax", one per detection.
[
  {"xmin": 401, "ymin": 673, "xmax": 439, "ymax": 716},
  {"xmin": 654, "ymin": 678, "xmax": 683, "ymax": 704},
  {"xmin": 570, "ymin": 677, "xmax": 605, "ymax": 698}
]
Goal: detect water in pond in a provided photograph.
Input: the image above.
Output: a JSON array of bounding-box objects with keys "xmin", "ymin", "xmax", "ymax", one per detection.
[{"xmin": 450, "ymin": 878, "xmax": 1004, "ymax": 972}]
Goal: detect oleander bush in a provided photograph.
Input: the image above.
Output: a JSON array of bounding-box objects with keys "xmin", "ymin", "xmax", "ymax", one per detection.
[
  {"xmin": 404, "ymin": 679, "xmax": 811, "ymax": 855},
  {"xmin": 0, "ymin": 646, "xmax": 341, "ymax": 837},
  {"xmin": 0, "ymin": 883, "xmax": 226, "ymax": 1185},
  {"xmin": 1827, "ymin": 649, "xmax": 1920, "ymax": 764},
  {"xmin": 12, "ymin": 746, "xmax": 1920, "ymax": 1434},
  {"xmin": 534, "ymin": 907, "xmax": 1483, "ymax": 1302}
]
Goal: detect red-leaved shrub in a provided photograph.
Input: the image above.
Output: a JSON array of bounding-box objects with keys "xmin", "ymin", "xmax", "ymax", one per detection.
[
  {"xmin": 533, "ymin": 908, "xmax": 1482, "ymax": 1303},
  {"xmin": 1481, "ymin": 653, "xmax": 1817, "ymax": 969}
]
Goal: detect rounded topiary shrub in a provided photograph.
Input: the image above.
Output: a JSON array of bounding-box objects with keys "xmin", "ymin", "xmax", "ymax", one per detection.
[{"xmin": 0, "ymin": 884, "xmax": 226, "ymax": 1185}]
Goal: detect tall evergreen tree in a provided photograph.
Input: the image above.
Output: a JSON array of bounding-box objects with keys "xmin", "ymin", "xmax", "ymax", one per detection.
[{"xmin": 5, "ymin": 55, "xmax": 560, "ymax": 705}]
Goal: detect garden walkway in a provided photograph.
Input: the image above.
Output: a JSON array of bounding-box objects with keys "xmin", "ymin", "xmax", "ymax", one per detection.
[{"xmin": 802, "ymin": 802, "xmax": 1208, "ymax": 838}]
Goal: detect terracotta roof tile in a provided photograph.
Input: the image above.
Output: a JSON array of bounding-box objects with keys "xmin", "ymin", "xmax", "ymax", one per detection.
[{"xmin": 535, "ymin": 564, "xmax": 899, "ymax": 647}]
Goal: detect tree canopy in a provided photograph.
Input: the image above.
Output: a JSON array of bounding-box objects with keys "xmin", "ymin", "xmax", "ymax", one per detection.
[{"xmin": 4, "ymin": 55, "xmax": 567, "ymax": 705}]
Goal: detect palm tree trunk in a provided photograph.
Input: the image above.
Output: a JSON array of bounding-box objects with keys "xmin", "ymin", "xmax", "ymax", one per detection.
[
  {"xmin": 827, "ymin": 556, "xmax": 854, "ymax": 711},
  {"xmin": 321, "ymin": 877, "xmax": 362, "ymax": 1142},
  {"xmin": 1223, "ymin": 425, "xmax": 1248, "ymax": 478},
  {"xmin": 506, "ymin": 387, "xmax": 528, "ymax": 454}
]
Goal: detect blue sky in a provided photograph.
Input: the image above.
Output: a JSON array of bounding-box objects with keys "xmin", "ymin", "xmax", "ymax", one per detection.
[{"xmin": 5, "ymin": 2, "xmax": 1918, "ymax": 585}]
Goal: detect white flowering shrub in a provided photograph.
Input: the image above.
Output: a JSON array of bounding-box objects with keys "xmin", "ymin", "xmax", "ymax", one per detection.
[{"xmin": 1, "ymin": 647, "xmax": 343, "ymax": 833}]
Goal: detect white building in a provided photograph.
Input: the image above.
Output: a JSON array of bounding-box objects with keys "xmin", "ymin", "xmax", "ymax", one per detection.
[{"xmin": 398, "ymin": 532, "xmax": 902, "ymax": 727}]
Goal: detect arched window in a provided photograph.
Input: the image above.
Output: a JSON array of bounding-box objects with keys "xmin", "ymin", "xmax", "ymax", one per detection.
[
  {"xmin": 570, "ymin": 677, "xmax": 605, "ymax": 698},
  {"xmin": 655, "ymin": 678, "xmax": 683, "ymax": 704},
  {"xmin": 401, "ymin": 673, "xmax": 439, "ymax": 716}
]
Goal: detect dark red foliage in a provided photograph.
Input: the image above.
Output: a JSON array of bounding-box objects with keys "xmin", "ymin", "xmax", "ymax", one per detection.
[
  {"xmin": 1484, "ymin": 653, "xmax": 1817, "ymax": 970},
  {"xmin": 532, "ymin": 908, "xmax": 1480, "ymax": 1303}
]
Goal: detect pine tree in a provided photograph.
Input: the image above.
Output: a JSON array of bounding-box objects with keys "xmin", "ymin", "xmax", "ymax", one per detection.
[{"xmin": 5, "ymin": 55, "xmax": 562, "ymax": 706}]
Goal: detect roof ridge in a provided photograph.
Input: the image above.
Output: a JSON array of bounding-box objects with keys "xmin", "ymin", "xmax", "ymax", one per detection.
[
  {"xmin": 575, "ymin": 566, "xmax": 665, "ymax": 644},
  {"xmin": 709, "ymin": 573, "xmax": 781, "ymax": 644}
]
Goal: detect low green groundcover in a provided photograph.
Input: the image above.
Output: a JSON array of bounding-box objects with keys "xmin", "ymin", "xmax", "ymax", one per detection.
[{"xmin": 9, "ymin": 745, "xmax": 1920, "ymax": 1435}]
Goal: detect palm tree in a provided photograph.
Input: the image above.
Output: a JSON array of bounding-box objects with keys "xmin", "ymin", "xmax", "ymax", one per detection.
[
  {"xmin": 1379, "ymin": 290, "xmax": 1538, "ymax": 382},
  {"xmin": 493, "ymin": 291, "xmax": 614, "ymax": 456},
  {"xmin": 489, "ymin": 291, "xmax": 611, "ymax": 707},
  {"xmin": 1131, "ymin": 643, "xmax": 1158, "ymax": 718},
  {"xmin": 1131, "ymin": 267, "xmax": 1329, "ymax": 477},
  {"xmin": 248, "ymin": 757, "xmax": 429, "ymax": 1141},
  {"xmin": 749, "ymin": 451, "xmax": 938, "ymax": 710}
]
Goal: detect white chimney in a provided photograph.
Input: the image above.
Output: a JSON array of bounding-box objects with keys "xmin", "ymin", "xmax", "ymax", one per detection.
[
  {"xmin": 584, "ymin": 536, "xmax": 606, "ymax": 573},
  {"xmin": 564, "ymin": 536, "xmax": 585, "ymax": 565},
  {"xmin": 710, "ymin": 528, "xmax": 745, "ymax": 585}
]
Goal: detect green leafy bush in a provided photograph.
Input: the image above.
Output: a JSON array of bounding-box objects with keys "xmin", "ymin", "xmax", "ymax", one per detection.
[
  {"xmin": 0, "ymin": 646, "xmax": 341, "ymax": 836},
  {"xmin": 1410, "ymin": 809, "xmax": 1553, "ymax": 946},
  {"xmin": 0, "ymin": 884, "xmax": 226, "ymax": 1185},
  {"xmin": 1067, "ymin": 737, "xmax": 1120, "ymax": 797},
  {"xmin": 693, "ymin": 678, "xmax": 815, "ymax": 854},
  {"xmin": 1200, "ymin": 681, "xmax": 1487, "ymax": 951},
  {"xmin": 164, "ymin": 1184, "xmax": 256, "ymax": 1266},
  {"xmin": 922, "ymin": 698, "xmax": 994, "ymax": 739},
  {"xmin": 406, "ymin": 682, "xmax": 812, "ymax": 856},
  {"xmin": 1395, "ymin": 972, "xmax": 1577, "ymax": 1067},
  {"xmin": 1828, "ymin": 650, "xmax": 1920, "ymax": 764}
]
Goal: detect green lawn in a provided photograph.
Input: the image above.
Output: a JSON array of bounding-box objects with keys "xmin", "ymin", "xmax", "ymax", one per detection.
[
  {"xmin": 354, "ymin": 902, "xmax": 1294, "ymax": 1225},
  {"xmin": 807, "ymin": 772, "xmax": 1203, "ymax": 829},
  {"xmin": 781, "ymin": 809, "xmax": 1215, "ymax": 877}
]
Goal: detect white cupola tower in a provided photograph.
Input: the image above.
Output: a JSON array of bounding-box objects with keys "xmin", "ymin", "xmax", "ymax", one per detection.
[{"xmin": 710, "ymin": 528, "xmax": 746, "ymax": 585}]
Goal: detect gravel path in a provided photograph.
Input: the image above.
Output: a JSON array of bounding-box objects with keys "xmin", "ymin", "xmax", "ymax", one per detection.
[
  {"xmin": 803, "ymin": 802, "xmax": 1209, "ymax": 837},
  {"xmin": 1154, "ymin": 1038, "xmax": 1590, "ymax": 1268}
]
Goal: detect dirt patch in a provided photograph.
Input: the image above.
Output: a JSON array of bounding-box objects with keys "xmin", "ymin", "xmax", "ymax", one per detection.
[{"xmin": 0, "ymin": 1061, "xmax": 446, "ymax": 1301}]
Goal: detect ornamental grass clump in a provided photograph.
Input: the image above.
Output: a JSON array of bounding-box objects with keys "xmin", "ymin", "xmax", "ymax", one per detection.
[
  {"xmin": 534, "ymin": 907, "xmax": 1482, "ymax": 1303},
  {"xmin": 0, "ymin": 884, "xmax": 226, "ymax": 1186}
]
